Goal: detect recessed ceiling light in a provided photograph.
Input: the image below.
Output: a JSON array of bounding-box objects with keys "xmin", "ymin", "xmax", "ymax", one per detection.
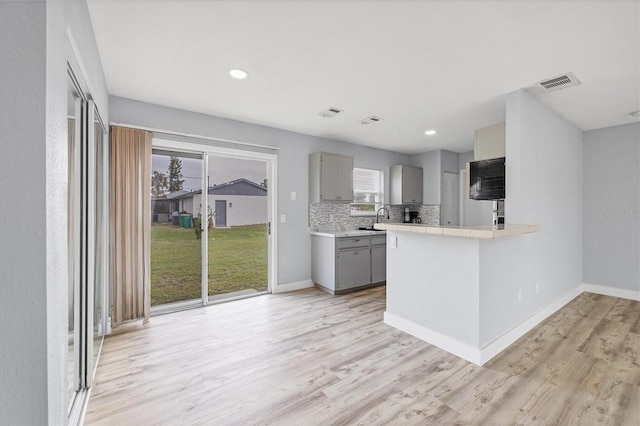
[
  {"xmin": 229, "ymin": 69, "xmax": 248, "ymax": 79},
  {"xmin": 425, "ymin": 130, "xmax": 437, "ymax": 135}
]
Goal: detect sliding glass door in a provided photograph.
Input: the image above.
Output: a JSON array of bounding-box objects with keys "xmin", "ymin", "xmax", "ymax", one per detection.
[
  {"xmin": 66, "ymin": 68, "xmax": 109, "ymax": 423},
  {"xmin": 67, "ymin": 66, "xmax": 109, "ymax": 423},
  {"xmin": 207, "ymin": 155, "xmax": 268, "ymax": 300},
  {"xmin": 150, "ymin": 151, "xmax": 203, "ymax": 308},
  {"xmin": 150, "ymin": 141, "xmax": 276, "ymax": 311},
  {"xmin": 67, "ymin": 75, "xmax": 81, "ymax": 414}
]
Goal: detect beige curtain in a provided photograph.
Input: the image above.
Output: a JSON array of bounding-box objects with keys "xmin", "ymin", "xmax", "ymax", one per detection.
[{"xmin": 110, "ymin": 126, "xmax": 152, "ymax": 326}]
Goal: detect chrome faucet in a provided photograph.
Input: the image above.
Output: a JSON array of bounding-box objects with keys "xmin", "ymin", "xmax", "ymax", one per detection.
[{"xmin": 376, "ymin": 207, "xmax": 390, "ymax": 223}]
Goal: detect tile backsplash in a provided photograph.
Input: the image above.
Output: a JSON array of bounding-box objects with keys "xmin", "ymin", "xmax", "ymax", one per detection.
[{"xmin": 309, "ymin": 203, "xmax": 440, "ymax": 231}]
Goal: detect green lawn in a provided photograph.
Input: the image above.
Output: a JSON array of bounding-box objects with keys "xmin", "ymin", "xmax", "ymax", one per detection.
[{"xmin": 150, "ymin": 223, "xmax": 268, "ymax": 306}]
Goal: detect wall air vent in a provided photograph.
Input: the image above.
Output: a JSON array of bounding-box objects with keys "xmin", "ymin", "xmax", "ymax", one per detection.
[
  {"xmin": 537, "ymin": 72, "xmax": 581, "ymax": 92},
  {"xmin": 319, "ymin": 107, "xmax": 343, "ymax": 118},
  {"xmin": 360, "ymin": 116, "xmax": 383, "ymax": 125}
]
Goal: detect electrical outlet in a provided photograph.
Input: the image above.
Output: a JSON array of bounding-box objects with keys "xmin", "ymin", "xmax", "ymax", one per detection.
[
  {"xmin": 535, "ymin": 281, "xmax": 540, "ymax": 294},
  {"xmin": 291, "ymin": 191, "xmax": 296, "ymax": 201},
  {"xmin": 329, "ymin": 214, "xmax": 335, "ymax": 222},
  {"xmin": 517, "ymin": 289, "xmax": 522, "ymax": 303},
  {"xmin": 280, "ymin": 214, "xmax": 286, "ymax": 223}
]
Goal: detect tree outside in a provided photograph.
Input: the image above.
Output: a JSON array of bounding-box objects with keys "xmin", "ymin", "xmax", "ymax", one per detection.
[
  {"xmin": 168, "ymin": 156, "xmax": 184, "ymax": 193},
  {"xmin": 152, "ymin": 170, "xmax": 168, "ymax": 198}
]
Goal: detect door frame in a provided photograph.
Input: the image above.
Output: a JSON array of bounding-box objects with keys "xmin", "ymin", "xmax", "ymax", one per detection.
[{"xmin": 152, "ymin": 138, "xmax": 278, "ymax": 298}]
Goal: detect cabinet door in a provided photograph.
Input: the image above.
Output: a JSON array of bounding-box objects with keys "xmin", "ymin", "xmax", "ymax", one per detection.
[
  {"xmin": 336, "ymin": 154, "xmax": 354, "ymax": 202},
  {"xmin": 337, "ymin": 249, "xmax": 370, "ymax": 291},
  {"xmin": 320, "ymin": 153, "xmax": 340, "ymax": 201},
  {"xmin": 403, "ymin": 166, "xmax": 423, "ymax": 204},
  {"xmin": 371, "ymin": 245, "xmax": 386, "ymax": 283},
  {"xmin": 354, "ymin": 248, "xmax": 371, "ymax": 287},
  {"xmin": 337, "ymin": 249, "xmax": 356, "ymax": 291},
  {"xmin": 474, "ymin": 122, "xmax": 505, "ymax": 161}
]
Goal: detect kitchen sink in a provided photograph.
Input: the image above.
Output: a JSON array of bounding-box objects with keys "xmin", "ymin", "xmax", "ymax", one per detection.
[{"xmin": 358, "ymin": 227, "xmax": 385, "ymax": 231}]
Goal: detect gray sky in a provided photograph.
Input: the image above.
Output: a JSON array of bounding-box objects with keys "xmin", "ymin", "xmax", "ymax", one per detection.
[{"xmin": 152, "ymin": 154, "xmax": 267, "ymax": 192}]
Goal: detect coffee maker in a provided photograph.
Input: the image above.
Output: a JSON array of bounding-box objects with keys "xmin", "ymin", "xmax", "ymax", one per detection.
[
  {"xmin": 403, "ymin": 207, "xmax": 410, "ymax": 223},
  {"xmin": 410, "ymin": 211, "xmax": 421, "ymax": 223}
]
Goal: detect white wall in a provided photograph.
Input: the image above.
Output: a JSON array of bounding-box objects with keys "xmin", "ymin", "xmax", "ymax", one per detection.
[
  {"xmin": 109, "ymin": 96, "xmax": 411, "ymax": 287},
  {"xmin": 482, "ymin": 89, "xmax": 583, "ymax": 345},
  {"xmin": 583, "ymin": 123, "xmax": 639, "ymax": 293},
  {"xmin": 0, "ymin": 1, "xmax": 108, "ymax": 424}
]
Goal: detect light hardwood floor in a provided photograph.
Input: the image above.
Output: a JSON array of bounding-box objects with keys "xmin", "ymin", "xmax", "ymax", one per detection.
[{"xmin": 85, "ymin": 287, "xmax": 639, "ymax": 425}]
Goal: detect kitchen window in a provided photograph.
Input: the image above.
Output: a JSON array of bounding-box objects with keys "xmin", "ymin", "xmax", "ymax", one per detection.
[{"xmin": 351, "ymin": 167, "xmax": 383, "ymax": 216}]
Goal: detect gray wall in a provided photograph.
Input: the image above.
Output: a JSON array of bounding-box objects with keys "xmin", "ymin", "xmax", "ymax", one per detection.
[
  {"xmin": 583, "ymin": 123, "xmax": 639, "ymax": 292},
  {"xmin": 386, "ymin": 232, "xmax": 481, "ymax": 346},
  {"xmin": 441, "ymin": 149, "xmax": 460, "ymax": 174},
  {"xmin": 0, "ymin": 1, "xmax": 108, "ymax": 424},
  {"xmin": 109, "ymin": 96, "xmax": 411, "ymax": 286},
  {"xmin": 1, "ymin": 3, "xmax": 49, "ymax": 424},
  {"xmin": 413, "ymin": 149, "xmax": 463, "ymax": 207},
  {"xmin": 459, "ymin": 151, "xmax": 493, "ymax": 226},
  {"xmin": 482, "ymin": 89, "xmax": 583, "ymax": 345},
  {"xmin": 413, "ymin": 150, "xmax": 441, "ymax": 204}
]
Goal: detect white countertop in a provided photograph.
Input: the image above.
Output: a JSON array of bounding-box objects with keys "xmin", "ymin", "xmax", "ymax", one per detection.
[
  {"xmin": 373, "ymin": 223, "xmax": 539, "ymax": 239},
  {"xmin": 310, "ymin": 229, "xmax": 387, "ymax": 238}
]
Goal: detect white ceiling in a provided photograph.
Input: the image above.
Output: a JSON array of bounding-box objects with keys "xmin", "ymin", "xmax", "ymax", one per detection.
[{"xmin": 87, "ymin": 0, "xmax": 639, "ymax": 154}]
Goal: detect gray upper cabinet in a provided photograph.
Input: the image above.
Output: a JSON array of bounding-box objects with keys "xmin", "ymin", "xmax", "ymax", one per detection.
[
  {"xmin": 390, "ymin": 164, "xmax": 423, "ymax": 205},
  {"xmin": 474, "ymin": 122, "xmax": 505, "ymax": 161},
  {"xmin": 309, "ymin": 152, "xmax": 354, "ymax": 203}
]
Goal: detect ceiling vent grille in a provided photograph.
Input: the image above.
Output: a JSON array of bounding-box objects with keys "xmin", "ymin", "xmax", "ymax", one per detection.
[
  {"xmin": 360, "ymin": 116, "xmax": 383, "ymax": 125},
  {"xmin": 319, "ymin": 107, "xmax": 343, "ymax": 118},
  {"xmin": 537, "ymin": 72, "xmax": 581, "ymax": 92}
]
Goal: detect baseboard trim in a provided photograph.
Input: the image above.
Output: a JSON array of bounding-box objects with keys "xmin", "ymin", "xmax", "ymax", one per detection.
[
  {"xmin": 479, "ymin": 285, "xmax": 583, "ymax": 365},
  {"xmin": 582, "ymin": 282, "xmax": 640, "ymax": 301},
  {"xmin": 385, "ymin": 285, "xmax": 584, "ymax": 366},
  {"xmin": 384, "ymin": 312, "xmax": 483, "ymax": 365},
  {"xmin": 273, "ymin": 279, "xmax": 314, "ymax": 294}
]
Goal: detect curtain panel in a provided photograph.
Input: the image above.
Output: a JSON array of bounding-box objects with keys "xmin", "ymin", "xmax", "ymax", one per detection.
[{"xmin": 110, "ymin": 126, "xmax": 152, "ymax": 326}]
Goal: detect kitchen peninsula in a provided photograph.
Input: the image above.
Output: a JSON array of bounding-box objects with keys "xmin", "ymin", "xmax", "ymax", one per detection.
[{"xmin": 374, "ymin": 222, "xmax": 540, "ymax": 365}]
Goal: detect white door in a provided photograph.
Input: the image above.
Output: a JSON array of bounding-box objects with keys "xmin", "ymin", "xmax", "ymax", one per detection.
[{"xmin": 442, "ymin": 171, "xmax": 459, "ymax": 225}]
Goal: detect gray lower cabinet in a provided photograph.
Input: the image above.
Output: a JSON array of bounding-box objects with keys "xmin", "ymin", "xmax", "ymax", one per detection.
[
  {"xmin": 311, "ymin": 234, "xmax": 386, "ymax": 295},
  {"xmin": 337, "ymin": 248, "xmax": 371, "ymax": 291},
  {"xmin": 371, "ymin": 245, "xmax": 386, "ymax": 284}
]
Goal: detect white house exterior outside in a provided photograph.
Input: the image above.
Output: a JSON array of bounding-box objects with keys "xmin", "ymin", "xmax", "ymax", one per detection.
[{"xmin": 153, "ymin": 178, "xmax": 267, "ymax": 227}]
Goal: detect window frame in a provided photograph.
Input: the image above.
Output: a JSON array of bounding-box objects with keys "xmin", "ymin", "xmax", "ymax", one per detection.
[{"xmin": 350, "ymin": 167, "xmax": 384, "ymax": 217}]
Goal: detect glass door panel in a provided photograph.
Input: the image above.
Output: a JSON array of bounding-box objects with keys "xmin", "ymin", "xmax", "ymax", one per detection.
[
  {"xmin": 150, "ymin": 151, "xmax": 203, "ymax": 307},
  {"xmin": 66, "ymin": 79, "xmax": 81, "ymax": 413},
  {"xmin": 92, "ymin": 109, "xmax": 108, "ymax": 372},
  {"xmin": 206, "ymin": 156, "xmax": 268, "ymax": 300}
]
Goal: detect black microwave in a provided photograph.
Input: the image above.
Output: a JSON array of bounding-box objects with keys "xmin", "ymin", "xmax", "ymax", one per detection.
[{"xmin": 469, "ymin": 157, "xmax": 505, "ymax": 200}]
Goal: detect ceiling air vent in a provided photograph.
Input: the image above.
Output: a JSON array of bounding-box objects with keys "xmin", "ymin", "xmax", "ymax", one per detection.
[
  {"xmin": 360, "ymin": 116, "xmax": 383, "ymax": 125},
  {"xmin": 537, "ymin": 72, "xmax": 581, "ymax": 92},
  {"xmin": 319, "ymin": 107, "xmax": 343, "ymax": 118}
]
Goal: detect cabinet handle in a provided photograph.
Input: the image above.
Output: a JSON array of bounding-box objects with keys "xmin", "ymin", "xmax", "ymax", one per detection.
[{"xmin": 352, "ymin": 239, "xmax": 360, "ymax": 242}]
